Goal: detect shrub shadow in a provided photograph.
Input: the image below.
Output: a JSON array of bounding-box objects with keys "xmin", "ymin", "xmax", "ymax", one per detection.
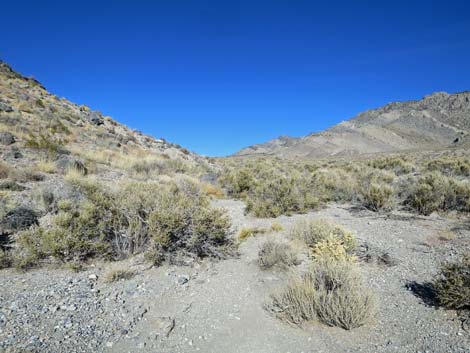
[{"xmin": 406, "ymin": 281, "xmax": 439, "ymax": 307}]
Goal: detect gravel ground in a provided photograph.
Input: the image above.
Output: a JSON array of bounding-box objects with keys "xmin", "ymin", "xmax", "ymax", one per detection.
[{"xmin": 1, "ymin": 200, "xmax": 469, "ymax": 353}]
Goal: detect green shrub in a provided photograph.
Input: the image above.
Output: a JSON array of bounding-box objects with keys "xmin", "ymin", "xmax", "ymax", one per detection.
[
  {"xmin": 433, "ymin": 254, "xmax": 470, "ymax": 311},
  {"xmin": 269, "ymin": 259, "xmax": 376, "ymax": 329},
  {"xmin": 245, "ymin": 176, "xmax": 319, "ymax": 218}
]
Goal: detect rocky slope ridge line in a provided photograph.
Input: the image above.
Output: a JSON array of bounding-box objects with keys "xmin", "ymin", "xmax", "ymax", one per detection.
[
  {"xmin": 0, "ymin": 60, "xmax": 196, "ymax": 161},
  {"xmin": 235, "ymin": 91, "xmax": 470, "ymax": 158}
]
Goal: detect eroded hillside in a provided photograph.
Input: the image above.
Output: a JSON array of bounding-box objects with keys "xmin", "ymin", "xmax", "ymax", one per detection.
[{"xmin": 236, "ymin": 91, "xmax": 470, "ymax": 158}]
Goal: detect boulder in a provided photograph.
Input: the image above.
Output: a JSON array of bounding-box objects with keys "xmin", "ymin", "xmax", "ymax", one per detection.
[
  {"xmin": 0, "ymin": 132, "xmax": 15, "ymax": 145},
  {"xmin": 88, "ymin": 111, "xmax": 104, "ymax": 126}
]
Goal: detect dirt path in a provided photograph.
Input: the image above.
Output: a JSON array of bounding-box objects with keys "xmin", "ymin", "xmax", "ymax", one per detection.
[{"xmin": 1, "ymin": 200, "xmax": 469, "ymax": 352}]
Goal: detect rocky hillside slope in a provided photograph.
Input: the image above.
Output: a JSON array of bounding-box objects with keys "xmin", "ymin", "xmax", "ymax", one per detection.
[
  {"xmin": 235, "ymin": 91, "xmax": 470, "ymax": 158},
  {"xmin": 0, "ymin": 61, "xmax": 198, "ymax": 163}
]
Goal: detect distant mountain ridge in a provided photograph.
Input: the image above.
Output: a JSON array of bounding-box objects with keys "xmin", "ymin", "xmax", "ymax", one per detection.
[{"xmin": 235, "ymin": 91, "xmax": 470, "ymax": 158}]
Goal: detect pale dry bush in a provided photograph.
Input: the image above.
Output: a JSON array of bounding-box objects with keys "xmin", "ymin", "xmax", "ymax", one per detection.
[
  {"xmin": 360, "ymin": 182, "xmax": 394, "ymax": 211},
  {"xmin": 258, "ymin": 240, "xmax": 299, "ymax": 270},
  {"xmin": 270, "ymin": 259, "xmax": 376, "ymax": 329},
  {"xmin": 290, "ymin": 219, "xmax": 356, "ymax": 253}
]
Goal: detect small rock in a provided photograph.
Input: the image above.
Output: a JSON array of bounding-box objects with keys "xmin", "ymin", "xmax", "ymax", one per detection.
[
  {"xmin": 88, "ymin": 274, "xmax": 98, "ymax": 281},
  {"xmin": 177, "ymin": 275, "xmax": 189, "ymax": 285}
]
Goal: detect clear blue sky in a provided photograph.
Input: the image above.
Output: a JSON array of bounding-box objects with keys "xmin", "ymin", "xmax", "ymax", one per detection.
[{"xmin": 2, "ymin": 1, "xmax": 470, "ymax": 156}]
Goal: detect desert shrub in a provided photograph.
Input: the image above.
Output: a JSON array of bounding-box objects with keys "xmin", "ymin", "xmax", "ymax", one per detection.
[
  {"xmin": 258, "ymin": 240, "xmax": 298, "ymax": 269},
  {"xmin": 310, "ymin": 168, "xmax": 358, "ymax": 203},
  {"xmin": 245, "ymin": 176, "xmax": 319, "ymax": 218},
  {"xmin": 16, "ymin": 201, "xmax": 113, "ymax": 263},
  {"xmin": 433, "ymin": 254, "xmax": 470, "ymax": 311},
  {"xmin": 148, "ymin": 183, "xmax": 231, "ymax": 259},
  {"xmin": 360, "ymin": 183, "xmax": 394, "ymax": 211},
  {"xmin": 368, "ymin": 156, "xmax": 414, "ymax": 175},
  {"xmin": 270, "ymin": 259, "xmax": 375, "ymax": 329},
  {"xmin": 406, "ymin": 172, "xmax": 470, "ymax": 215},
  {"xmin": 220, "ymin": 167, "xmax": 255, "ymax": 197},
  {"xmin": 290, "ymin": 219, "xmax": 356, "ymax": 253},
  {"xmin": 426, "ymin": 157, "xmax": 470, "ymax": 177}
]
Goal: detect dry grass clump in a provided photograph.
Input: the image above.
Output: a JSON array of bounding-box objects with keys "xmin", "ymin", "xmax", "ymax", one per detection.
[
  {"xmin": 258, "ymin": 240, "xmax": 298, "ymax": 270},
  {"xmin": 200, "ymin": 182, "xmax": 225, "ymax": 199},
  {"xmin": 25, "ymin": 132, "xmax": 67, "ymax": 155},
  {"xmin": 270, "ymin": 259, "xmax": 376, "ymax": 329},
  {"xmin": 270, "ymin": 221, "xmax": 284, "ymax": 232},
  {"xmin": 36, "ymin": 160, "xmax": 57, "ymax": 174},
  {"xmin": 432, "ymin": 254, "xmax": 470, "ymax": 311},
  {"xmin": 238, "ymin": 227, "xmax": 267, "ymax": 242},
  {"xmin": 103, "ymin": 268, "xmax": 136, "ymax": 283}
]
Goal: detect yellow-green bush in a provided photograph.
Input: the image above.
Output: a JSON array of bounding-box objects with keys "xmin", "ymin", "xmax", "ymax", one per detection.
[{"xmin": 290, "ymin": 219, "xmax": 356, "ymax": 253}]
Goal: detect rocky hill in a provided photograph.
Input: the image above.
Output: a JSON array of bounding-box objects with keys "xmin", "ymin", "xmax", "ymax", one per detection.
[
  {"xmin": 235, "ymin": 91, "xmax": 470, "ymax": 158},
  {"xmin": 0, "ymin": 61, "xmax": 198, "ymax": 164}
]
